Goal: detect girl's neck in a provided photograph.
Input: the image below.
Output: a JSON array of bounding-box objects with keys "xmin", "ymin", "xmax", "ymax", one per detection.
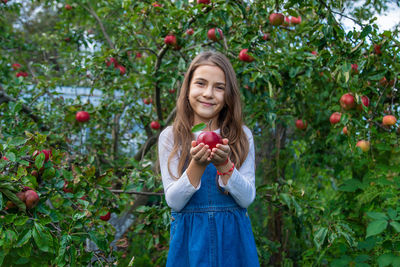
[{"xmin": 195, "ymin": 119, "xmax": 219, "ymax": 131}]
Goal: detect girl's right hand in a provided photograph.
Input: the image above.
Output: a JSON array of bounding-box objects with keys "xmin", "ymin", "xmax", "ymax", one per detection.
[{"xmin": 190, "ymin": 141, "xmax": 211, "ymax": 166}]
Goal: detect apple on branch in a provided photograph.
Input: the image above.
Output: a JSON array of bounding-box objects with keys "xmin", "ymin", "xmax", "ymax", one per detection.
[
  {"xmin": 295, "ymin": 119, "xmax": 308, "ymax": 130},
  {"xmin": 340, "ymin": 93, "xmax": 355, "ymax": 110},
  {"xmin": 330, "ymin": 112, "xmax": 341, "ymax": 125},
  {"xmin": 164, "ymin": 34, "xmax": 177, "ymax": 46},
  {"xmin": 269, "ymin": 13, "xmax": 284, "ymax": 26},
  {"xmin": 150, "ymin": 121, "xmax": 161, "ymax": 130},
  {"xmin": 238, "ymin": 49, "xmax": 254, "ymax": 63},
  {"xmin": 356, "ymin": 140, "xmax": 370, "ymax": 152},
  {"xmin": 382, "ymin": 115, "xmax": 397, "ymax": 126},
  {"xmin": 290, "ymin": 16, "xmax": 301, "ymax": 24},
  {"xmin": 207, "ymin": 28, "xmax": 223, "ymax": 42},
  {"xmin": 76, "ymin": 111, "xmax": 90, "ymax": 122}
]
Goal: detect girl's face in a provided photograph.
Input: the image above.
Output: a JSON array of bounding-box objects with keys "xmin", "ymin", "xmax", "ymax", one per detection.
[{"xmin": 188, "ymin": 64, "xmax": 226, "ymax": 129}]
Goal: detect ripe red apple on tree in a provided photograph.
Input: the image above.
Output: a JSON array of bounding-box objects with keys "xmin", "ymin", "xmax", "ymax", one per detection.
[
  {"xmin": 356, "ymin": 140, "xmax": 370, "ymax": 152},
  {"xmin": 340, "ymin": 93, "xmax": 355, "ymax": 110},
  {"xmin": 207, "ymin": 28, "xmax": 223, "ymax": 42},
  {"xmin": 269, "ymin": 13, "xmax": 284, "ymax": 26},
  {"xmin": 262, "ymin": 33, "xmax": 270, "ymax": 41},
  {"xmin": 382, "ymin": 115, "xmax": 397, "ymax": 126},
  {"xmin": 351, "ymin": 64, "xmax": 358, "ymax": 74},
  {"xmin": 197, "ymin": 0, "xmax": 210, "ymax": 4},
  {"xmin": 143, "ymin": 98, "xmax": 152, "ymax": 105},
  {"xmin": 330, "ymin": 112, "xmax": 341, "ymax": 124},
  {"xmin": 100, "ymin": 211, "xmax": 111, "ymax": 221},
  {"xmin": 2, "ymin": 156, "xmax": 8, "ymax": 161},
  {"xmin": 186, "ymin": 28, "xmax": 194, "ymax": 35},
  {"xmin": 106, "ymin": 57, "xmax": 118, "ymax": 68},
  {"xmin": 374, "ymin": 44, "xmax": 382, "ymax": 55},
  {"xmin": 295, "ymin": 119, "xmax": 307, "ymax": 130},
  {"xmin": 65, "ymin": 4, "xmax": 72, "ymax": 10},
  {"xmin": 290, "ymin": 16, "xmax": 301, "ymax": 24},
  {"xmin": 12, "ymin": 63, "xmax": 21, "ymax": 70},
  {"xmin": 25, "ymin": 190, "xmax": 40, "ymax": 209},
  {"xmin": 342, "ymin": 126, "xmax": 348, "ymax": 135},
  {"xmin": 76, "ymin": 111, "xmax": 90, "ymax": 122},
  {"xmin": 33, "ymin": 149, "xmax": 52, "ymax": 162},
  {"xmin": 16, "ymin": 72, "xmax": 28, "ymax": 77},
  {"xmin": 238, "ymin": 49, "xmax": 254, "ymax": 62},
  {"xmin": 164, "ymin": 34, "xmax": 177, "ymax": 46},
  {"xmin": 357, "ymin": 96, "xmax": 370, "ymax": 111},
  {"xmin": 311, "ymin": 51, "xmax": 318, "ymax": 55},
  {"xmin": 116, "ymin": 64, "xmax": 126, "ymax": 75},
  {"xmin": 379, "ymin": 77, "xmax": 388, "ymax": 87},
  {"xmin": 150, "ymin": 121, "xmax": 160, "ymax": 130},
  {"xmin": 152, "ymin": 2, "xmax": 162, "ymax": 7},
  {"xmin": 197, "ymin": 131, "xmax": 223, "ymax": 150},
  {"xmin": 169, "ymin": 89, "xmax": 176, "ymax": 94},
  {"xmin": 136, "ymin": 52, "xmax": 142, "ymax": 58}
]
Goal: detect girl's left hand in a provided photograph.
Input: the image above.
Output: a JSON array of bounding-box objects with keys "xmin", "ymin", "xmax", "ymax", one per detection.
[{"xmin": 210, "ymin": 138, "xmax": 230, "ymax": 166}]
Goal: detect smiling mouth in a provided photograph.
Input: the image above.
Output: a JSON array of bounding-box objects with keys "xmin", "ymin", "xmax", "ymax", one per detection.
[{"xmin": 199, "ymin": 101, "xmax": 214, "ymax": 106}]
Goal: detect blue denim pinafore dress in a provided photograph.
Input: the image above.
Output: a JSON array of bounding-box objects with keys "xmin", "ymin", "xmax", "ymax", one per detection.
[{"xmin": 166, "ymin": 163, "xmax": 260, "ymax": 267}]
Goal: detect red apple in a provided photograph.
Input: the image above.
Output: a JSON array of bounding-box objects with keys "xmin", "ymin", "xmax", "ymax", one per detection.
[
  {"xmin": 65, "ymin": 4, "xmax": 72, "ymax": 10},
  {"xmin": 330, "ymin": 112, "xmax": 341, "ymax": 125},
  {"xmin": 379, "ymin": 77, "xmax": 388, "ymax": 87},
  {"xmin": 262, "ymin": 33, "xmax": 270, "ymax": 41},
  {"xmin": 351, "ymin": 64, "xmax": 358, "ymax": 74},
  {"xmin": 186, "ymin": 28, "xmax": 194, "ymax": 35},
  {"xmin": 164, "ymin": 34, "xmax": 177, "ymax": 46},
  {"xmin": 63, "ymin": 180, "xmax": 73, "ymax": 193},
  {"xmin": 25, "ymin": 190, "xmax": 39, "ymax": 209},
  {"xmin": 342, "ymin": 126, "xmax": 348, "ymax": 135},
  {"xmin": 116, "ymin": 64, "xmax": 126, "ymax": 75},
  {"xmin": 374, "ymin": 44, "xmax": 382, "ymax": 55},
  {"xmin": 290, "ymin": 16, "xmax": 301, "ymax": 24},
  {"xmin": 169, "ymin": 89, "xmax": 176, "ymax": 94},
  {"xmin": 2, "ymin": 156, "xmax": 8, "ymax": 161},
  {"xmin": 136, "ymin": 52, "xmax": 142, "ymax": 58},
  {"xmin": 16, "ymin": 72, "xmax": 28, "ymax": 77},
  {"xmin": 150, "ymin": 121, "xmax": 161, "ymax": 130},
  {"xmin": 197, "ymin": 0, "xmax": 211, "ymax": 4},
  {"xmin": 238, "ymin": 49, "xmax": 254, "ymax": 62},
  {"xmin": 76, "ymin": 111, "xmax": 90, "ymax": 122},
  {"xmin": 106, "ymin": 57, "xmax": 118, "ymax": 68},
  {"xmin": 33, "ymin": 149, "xmax": 52, "ymax": 162},
  {"xmin": 295, "ymin": 119, "xmax": 307, "ymax": 130},
  {"xmin": 311, "ymin": 51, "xmax": 318, "ymax": 55},
  {"xmin": 340, "ymin": 93, "xmax": 355, "ymax": 110},
  {"xmin": 207, "ymin": 28, "xmax": 223, "ymax": 42},
  {"xmin": 196, "ymin": 131, "xmax": 223, "ymax": 150},
  {"xmin": 12, "ymin": 63, "xmax": 21, "ymax": 70},
  {"xmin": 143, "ymin": 98, "xmax": 152, "ymax": 105},
  {"xmin": 100, "ymin": 211, "xmax": 111, "ymax": 221},
  {"xmin": 356, "ymin": 140, "xmax": 370, "ymax": 152},
  {"xmin": 269, "ymin": 13, "xmax": 284, "ymax": 26},
  {"xmin": 152, "ymin": 2, "xmax": 162, "ymax": 7},
  {"xmin": 16, "ymin": 191, "xmax": 26, "ymax": 202},
  {"xmin": 382, "ymin": 115, "xmax": 397, "ymax": 126},
  {"xmin": 357, "ymin": 95, "xmax": 370, "ymax": 111}
]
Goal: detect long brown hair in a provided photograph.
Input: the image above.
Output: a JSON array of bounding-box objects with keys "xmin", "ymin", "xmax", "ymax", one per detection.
[{"xmin": 168, "ymin": 51, "xmax": 249, "ymax": 179}]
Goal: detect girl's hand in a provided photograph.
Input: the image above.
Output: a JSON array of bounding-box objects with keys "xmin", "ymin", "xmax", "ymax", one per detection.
[
  {"xmin": 190, "ymin": 141, "xmax": 211, "ymax": 166},
  {"xmin": 210, "ymin": 138, "xmax": 230, "ymax": 166}
]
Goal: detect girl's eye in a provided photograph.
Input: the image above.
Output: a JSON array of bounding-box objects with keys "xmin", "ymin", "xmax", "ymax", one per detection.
[
  {"xmin": 196, "ymin": 82, "xmax": 204, "ymax": 85},
  {"xmin": 217, "ymin": 87, "xmax": 225, "ymax": 90}
]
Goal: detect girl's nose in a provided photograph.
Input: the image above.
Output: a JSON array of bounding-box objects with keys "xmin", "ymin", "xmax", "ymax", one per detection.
[{"xmin": 202, "ymin": 86, "xmax": 213, "ymax": 97}]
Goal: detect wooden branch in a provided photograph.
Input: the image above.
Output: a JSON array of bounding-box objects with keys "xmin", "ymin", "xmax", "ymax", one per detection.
[
  {"xmin": 83, "ymin": 3, "xmax": 115, "ymax": 50},
  {"xmin": 110, "ymin": 189, "xmax": 164, "ymax": 196}
]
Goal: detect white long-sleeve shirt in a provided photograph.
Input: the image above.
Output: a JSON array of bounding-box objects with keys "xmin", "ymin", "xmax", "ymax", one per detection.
[{"xmin": 158, "ymin": 125, "xmax": 256, "ymax": 212}]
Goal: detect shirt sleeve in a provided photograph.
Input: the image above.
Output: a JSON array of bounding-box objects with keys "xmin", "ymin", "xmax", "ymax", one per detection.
[
  {"xmin": 218, "ymin": 126, "xmax": 256, "ymax": 208},
  {"xmin": 158, "ymin": 126, "xmax": 201, "ymax": 212}
]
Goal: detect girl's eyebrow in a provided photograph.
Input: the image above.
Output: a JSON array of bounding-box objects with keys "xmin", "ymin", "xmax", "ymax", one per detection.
[{"xmin": 193, "ymin": 77, "xmax": 225, "ymax": 85}]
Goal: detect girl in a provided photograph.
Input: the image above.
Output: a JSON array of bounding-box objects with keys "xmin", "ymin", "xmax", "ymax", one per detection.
[{"xmin": 158, "ymin": 51, "xmax": 259, "ymax": 267}]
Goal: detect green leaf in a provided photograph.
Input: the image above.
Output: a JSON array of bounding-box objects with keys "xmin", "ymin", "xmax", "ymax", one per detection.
[
  {"xmin": 390, "ymin": 221, "xmax": 400, "ymax": 233},
  {"xmin": 191, "ymin": 123, "xmax": 207, "ymax": 133},
  {"xmin": 35, "ymin": 153, "xmax": 45, "ymax": 169},
  {"xmin": 16, "ymin": 229, "xmax": 32, "ymax": 247},
  {"xmin": 377, "ymin": 253, "xmax": 395, "ymax": 267},
  {"xmin": 0, "ymin": 188, "xmax": 26, "ymax": 212},
  {"xmin": 0, "ymin": 250, "xmax": 5, "ymax": 266},
  {"xmin": 366, "ymin": 220, "xmax": 388, "ymax": 238},
  {"xmin": 0, "ymin": 192, "xmax": 3, "ymax": 210},
  {"xmin": 33, "ymin": 222, "xmax": 53, "ymax": 253},
  {"xmin": 14, "ymin": 216, "xmax": 29, "ymax": 226},
  {"xmin": 89, "ymin": 231, "xmax": 108, "ymax": 252},
  {"xmin": 5, "ymin": 152, "xmax": 16, "ymax": 162},
  {"xmin": 9, "ymin": 137, "xmax": 27, "ymax": 146},
  {"xmin": 314, "ymin": 227, "xmax": 328, "ymax": 250},
  {"xmin": 366, "ymin": 212, "xmax": 388, "ymax": 220},
  {"xmin": 387, "ymin": 208, "xmax": 397, "ymax": 220},
  {"xmin": 359, "ymin": 25, "xmax": 372, "ymax": 39}
]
